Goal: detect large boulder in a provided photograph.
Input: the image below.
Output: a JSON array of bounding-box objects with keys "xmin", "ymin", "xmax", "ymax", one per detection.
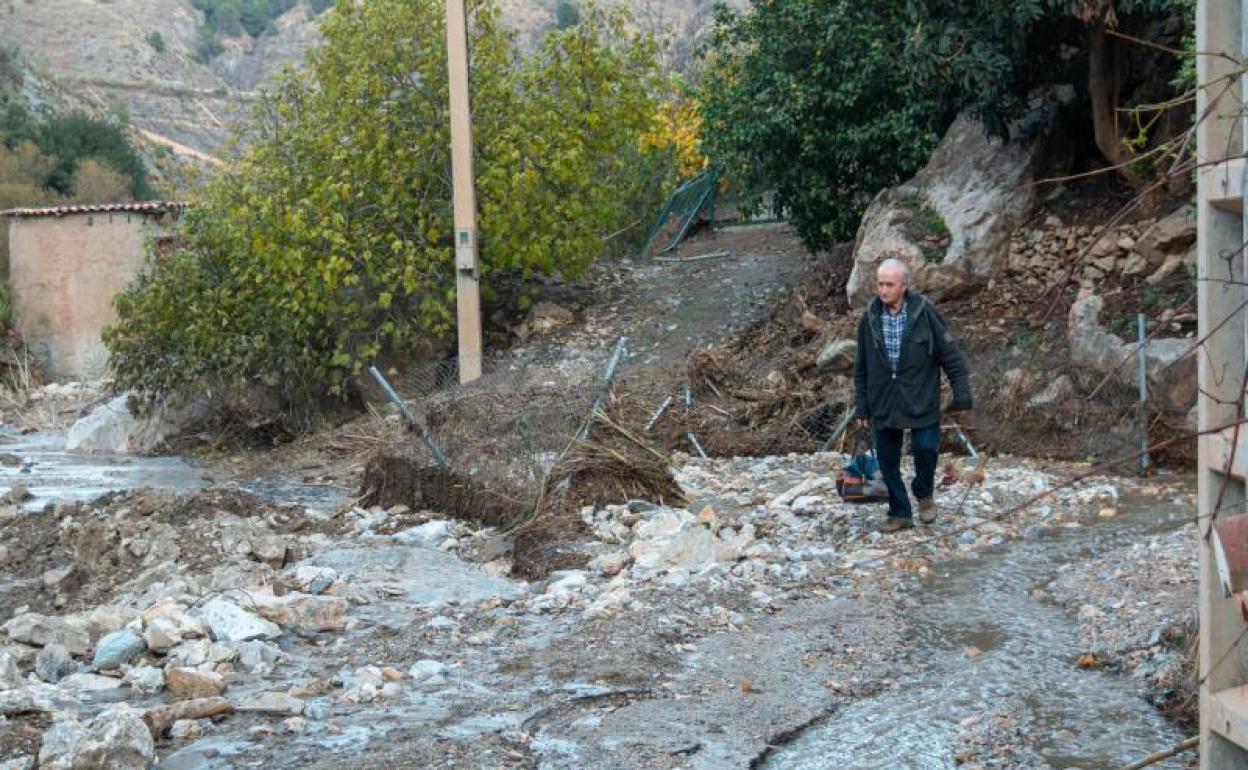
[
  {"xmin": 38, "ymin": 705, "xmax": 155, "ymax": 770},
  {"xmin": 1135, "ymin": 205, "xmax": 1196, "ymax": 269},
  {"xmin": 847, "ymin": 88, "xmax": 1073, "ymax": 308},
  {"xmin": 65, "ymin": 393, "xmax": 207, "ymax": 455},
  {"xmin": 1068, "ymin": 296, "xmax": 1196, "ymax": 410},
  {"xmin": 3, "ymin": 613, "xmax": 90, "ymax": 656}
]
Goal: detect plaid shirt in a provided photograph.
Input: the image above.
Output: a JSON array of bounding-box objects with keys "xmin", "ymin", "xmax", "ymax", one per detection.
[{"xmin": 881, "ymin": 303, "xmax": 907, "ymax": 372}]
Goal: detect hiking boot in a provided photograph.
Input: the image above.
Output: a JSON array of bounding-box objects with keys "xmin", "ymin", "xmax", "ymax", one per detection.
[
  {"xmin": 879, "ymin": 516, "xmax": 914, "ymax": 533},
  {"xmin": 917, "ymin": 497, "xmax": 937, "ymax": 524}
]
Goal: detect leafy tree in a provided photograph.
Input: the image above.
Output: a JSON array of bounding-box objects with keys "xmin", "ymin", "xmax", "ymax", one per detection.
[
  {"xmin": 554, "ymin": 0, "xmax": 581, "ymax": 29},
  {"xmin": 699, "ymin": 0, "xmax": 1189, "ymax": 251},
  {"xmin": 68, "ymin": 159, "xmax": 132, "ymax": 204},
  {"xmin": 34, "ymin": 112, "xmax": 152, "ymax": 200},
  {"xmin": 105, "ymin": 0, "xmax": 666, "ymax": 415},
  {"xmin": 1048, "ymin": 1, "xmax": 1186, "ymax": 170},
  {"xmin": 146, "ymin": 31, "xmax": 167, "ymax": 53},
  {"xmin": 698, "ymin": 1, "xmax": 1043, "ymax": 251}
]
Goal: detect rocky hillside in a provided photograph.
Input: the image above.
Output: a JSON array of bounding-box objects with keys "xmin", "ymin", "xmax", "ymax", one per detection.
[{"xmin": 2, "ymin": 0, "xmax": 731, "ymax": 165}]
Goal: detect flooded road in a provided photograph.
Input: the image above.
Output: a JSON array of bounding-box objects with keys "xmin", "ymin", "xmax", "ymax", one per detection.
[{"xmin": 766, "ymin": 495, "xmax": 1191, "ymax": 770}]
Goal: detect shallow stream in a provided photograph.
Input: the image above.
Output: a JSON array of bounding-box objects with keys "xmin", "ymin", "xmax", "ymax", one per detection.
[{"xmin": 766, "ymin": 495, "xmax": 1191, "ymax": 770}]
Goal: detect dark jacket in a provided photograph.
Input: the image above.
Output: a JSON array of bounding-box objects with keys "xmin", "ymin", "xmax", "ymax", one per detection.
[{"xmin": 853, "ymin": 291, "xmax": 972, "ymax": 429}]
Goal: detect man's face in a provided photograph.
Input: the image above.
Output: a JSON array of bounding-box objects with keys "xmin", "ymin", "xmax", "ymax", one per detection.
[{"xmin": 877, "ymin": 267, "xmax": 906, "ymax": 308}]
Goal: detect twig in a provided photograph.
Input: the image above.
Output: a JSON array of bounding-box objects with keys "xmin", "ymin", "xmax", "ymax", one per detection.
[
  {"xmin": 1114, "ymin": 736, "xmax": 1198, "ymax": 770},
  {"xmin": 686, "ymin": 432, "xmax": 708, "ymax": 459}
]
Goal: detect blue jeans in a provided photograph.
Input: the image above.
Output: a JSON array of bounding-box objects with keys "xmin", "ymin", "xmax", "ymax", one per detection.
[{"xmin": 873, "ymin": 424, "xmax": 941, "ymax": 519}]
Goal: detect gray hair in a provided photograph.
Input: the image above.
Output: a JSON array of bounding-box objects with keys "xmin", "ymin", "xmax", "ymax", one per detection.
[{"xmin": 877, "ymin": 257, "xmax": 910, "ymax": 286}]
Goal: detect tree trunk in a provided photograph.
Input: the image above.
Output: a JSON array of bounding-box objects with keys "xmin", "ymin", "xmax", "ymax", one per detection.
[{"xmin": 1087, "ymin": 23, "xmax": 1131, "ymax": 169}]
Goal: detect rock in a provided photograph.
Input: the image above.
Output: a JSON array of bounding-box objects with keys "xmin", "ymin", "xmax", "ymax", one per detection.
[
  {"xmin": 791, "ymin": 495, "xmax": 824, "ymax": 515},
  {"xmin": 0, "ymin": 650, "xmax": 21, "ymax": 687},
  {"xmin": 165, "ymin": 667, "xmax": 226, "ymax": 699},
  {"xmin": 281, "ymin": 593, "xmax": 348, "ymax": 632},
  {"xmin": 815, "ymin": 339, "xmax": 857, "ymax": 374},
  {"xmin": 1120, "ymin": 252, "xmax": 1149, "ymax": 276},
  {"xmin": 143, "ymin": 618, "xmax": 185, "ymax": 653},
  {"xmin": 38, "ymin": 705, "xmax": 155, "ymax": 770},
  {"xmin": 235, "ymin": 691, "xmax": 304, "ymax": 715},
  {"xmin": 408, "ymin": 660, "xmax": 449, "ymax": 681},
  {"xmin": 285, "ymin": 566, "xmax": 338, "ymax": 595},
  {"xmin": 1068, "ymin": 295, "xmax": 1196, "ymax": 409},
  {"xmin": 1027, "ymin": 375, "xmax": 1075, "ymax": 407},
  {"xmin": 59, "ymin": 673, "xmax": 126, "ymax": 692},
  {"xmin": 846, "ymin": 88, "xmax": 1073, "ymax": 307},
  {"xmin": 0, "ymin": 689, "xmax": 44, "ymax": 717},
  {"xmin": 771, "ymin": 477, "xmax": 833, "ymax": 508},
  {"xmin": 92, "ymin": 629, "xmax": 146, "ymax": 669},
  {"xmin": 0, "ymin": 757, "xmax": 34, "ymax": 770},
  {"xmin": 35, "ymin": 644, "xmax": 76, "ymax": 683},
  {"xmin": 515, "ymin": 301, "xmax": 575, "ymax": 341},
  {"xmin": 191, "ymin": 598, "xmax": 281, "ymax": 642},
  {"xmin": 394, "ymin": 520, "xmax": 451, "ymax": 549},
  {"xmin": 123, "ymin": 666, "xmax": 164, "ymax": 695},
  {"xmin": 142, "ymin": 698, "xmax": 233, "ymax": 738},
  {"xmin": 248, "ymin": 591, "xmax": 349, "ymax": 633},
  {"xmin": 168, "ymin": 720, "xmax": 202, "ymax": 740},
  {"xmin": 1134, "ymin": 205, "xmax": 1196, "ymax": 267},
  {"xmin": 65, "ymin": 392, "xmax": 209, "ymax": 455},
  {"xmin": 589, "ymin": 551, "xmax": 630, "ymax": 577},
  {"xmin": 282, "ymin": 716, "xmax": 308, "ymax": 734},
  {"xmin": 1145, "ymin": 246, "xmax": 1195, "ymax": 286},
  {"xmin": 234, "ymin": 640, "xmax": 285, "ymax": 674},
  {"xmin": 305, "ymin": 545, "xmax": 519, "ymax": 607},
  {"xmin": 3, "ymin": 614, "xmax": 89, "ymax": 656},
  {"xmin": 545, "ymin": 571, "xmax": 588, "ymax": 596},
  {"xmin": 69, "ymin": 606, "xmax": 134, "ymax": 643},
  {"xmin": 630, "ymin": 513, "xmax": 755, "ymax": 573}
]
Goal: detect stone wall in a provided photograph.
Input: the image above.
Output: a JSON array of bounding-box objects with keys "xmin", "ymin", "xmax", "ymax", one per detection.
[{"xmin": 6, "ymin": 211, "xmax": 173, "ymax": 380}]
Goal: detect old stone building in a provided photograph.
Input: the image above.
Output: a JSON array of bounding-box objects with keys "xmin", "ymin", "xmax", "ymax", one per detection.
[{"xmin": 0, "ymin": 201, "xmax": 187, "ymax": 380}]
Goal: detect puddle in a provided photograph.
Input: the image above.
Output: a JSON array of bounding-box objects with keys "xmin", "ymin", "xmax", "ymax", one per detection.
[{"xmin": 765, "ymin": 496, "xmax": 1191, "ymax": 769}]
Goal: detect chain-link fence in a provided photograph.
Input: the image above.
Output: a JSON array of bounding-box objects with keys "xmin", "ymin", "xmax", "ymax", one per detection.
[{"xmin": 364, "ymin": 340, "xmax": 629, "ymax": 516}]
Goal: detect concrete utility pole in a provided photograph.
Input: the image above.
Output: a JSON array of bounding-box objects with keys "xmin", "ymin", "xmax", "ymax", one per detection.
[
  {"xmin": 1197, "ymin": 0, "xmax": 1248, "ymax": 767},
  {"xmin": 445, "ymin": 0, "xmax": 483, "ymax": 384}
]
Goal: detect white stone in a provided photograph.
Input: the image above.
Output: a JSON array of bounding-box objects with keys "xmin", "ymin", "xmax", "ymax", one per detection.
[
  {"xmin": 3, "ymin": 613, "xmax": 89, "ymax": 655},
  {"xmin": 38, "ymin": 706, "xmax": 155, "ymax": 770},
  {"xmin": 65, "ymin": 392, "xmax": 208, "ymax": 455},
  {"xmin": 192, "ymin": 598, "xmax": 281, "ymax": 642},
  {"xmin": 394, "ymin": 520, "xmax": 451, "ymax": 549}
]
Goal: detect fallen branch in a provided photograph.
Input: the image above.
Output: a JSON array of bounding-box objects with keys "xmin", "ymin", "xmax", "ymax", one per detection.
[{"xmin": 1115, "ymin": 735, "xmax": 1198, "ymax": 770}]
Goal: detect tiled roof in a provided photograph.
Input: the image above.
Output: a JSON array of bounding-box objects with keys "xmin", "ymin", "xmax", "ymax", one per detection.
[{"xmin": 0, "ymin": 201, "xmax": 191, "ymax": 218}]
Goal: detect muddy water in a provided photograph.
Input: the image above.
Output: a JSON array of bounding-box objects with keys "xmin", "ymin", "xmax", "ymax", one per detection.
[
  {"xmin": 0, "ymin": 431, "xmax": 212, "ymax": 508},
  {"xmin": 0, "ymin": 431, "xmax": 351, "ymax": 511},
  {"xmin": 766, "ymin": 496, "xmax": 1191, "ymax": 770}
]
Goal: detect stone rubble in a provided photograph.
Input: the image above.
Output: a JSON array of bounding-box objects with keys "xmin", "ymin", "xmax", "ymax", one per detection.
[{"xmin": 0, "ymin": 449, "xmax": 1192, "ymax": 768}]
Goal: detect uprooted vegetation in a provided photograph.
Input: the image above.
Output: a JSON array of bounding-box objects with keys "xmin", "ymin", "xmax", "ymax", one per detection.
[{"xmin": 358, "ymin": 403, "xmax": 685, "ymax": 580}]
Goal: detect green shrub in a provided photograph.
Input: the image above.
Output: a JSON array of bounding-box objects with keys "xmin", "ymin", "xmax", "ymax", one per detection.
[
  {"xmin": 698, "ymin": 0, "xmax": 1190, "ymax": 252},
  {"xmin": 145, "ymin": 31, "xmax": 166, "ymax": 53},
  {"xmin": 105, "ymin": 0, "xmax": 666, "ymax": 414}
]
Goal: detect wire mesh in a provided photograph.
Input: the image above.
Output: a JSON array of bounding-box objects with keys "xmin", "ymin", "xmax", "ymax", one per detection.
[{"xmin": 376, "ymin": 341, "xmax": 629, "ymax": 510}]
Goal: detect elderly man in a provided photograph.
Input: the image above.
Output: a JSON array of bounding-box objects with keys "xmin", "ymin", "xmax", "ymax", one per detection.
[{"xmin": 852, "ymin": 258, "xmax": 972, "ymax": 532}]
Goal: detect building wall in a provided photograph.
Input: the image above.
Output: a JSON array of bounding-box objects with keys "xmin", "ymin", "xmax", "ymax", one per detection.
[{"xmin": 7, "ymin": 211, "xmax": 169, "ymax": 380}]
